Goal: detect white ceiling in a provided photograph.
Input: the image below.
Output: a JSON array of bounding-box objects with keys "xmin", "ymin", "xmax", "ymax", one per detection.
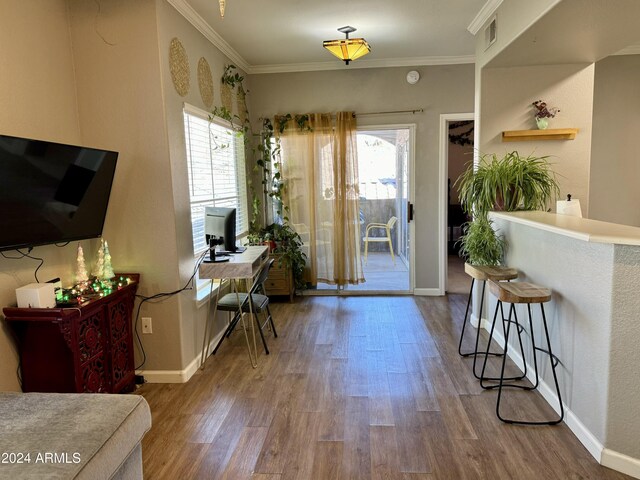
[{"xmin": 174, "ymin": 0, "xmax": 486, "ymax": 73}]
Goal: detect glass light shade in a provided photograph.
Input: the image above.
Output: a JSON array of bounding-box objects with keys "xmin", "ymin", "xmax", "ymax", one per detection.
[{"xmin": 323, "ymin": 38, "xmax": 371, "ymax": 64}]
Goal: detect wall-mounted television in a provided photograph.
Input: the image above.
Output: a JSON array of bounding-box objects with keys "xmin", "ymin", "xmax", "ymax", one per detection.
[{"xmin": 0, "ymin": 134, "xmax": 118, "ymax": 252}]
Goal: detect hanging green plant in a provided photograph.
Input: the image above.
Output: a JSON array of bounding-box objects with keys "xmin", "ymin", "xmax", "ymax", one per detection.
[
  {"xmin": 221, "ymin": 64, "xmax": 244, "ymax": 88},
  {"xmin": 456, "ymin": 151, "xmax": 560, "ymax": 216},
  {"xmin": 457, "ymin": 216, "xmax": 505, "ymax": 266},
  {"xmin": 209, "ymin": 65, "xmax": 309, "ymax": 289},
  {"xmin": 455, "ymin": 150, "xmax": 559, "ymax": 266}
]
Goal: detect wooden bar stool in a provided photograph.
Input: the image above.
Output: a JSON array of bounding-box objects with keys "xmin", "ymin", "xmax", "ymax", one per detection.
[
  {"xmin": 481, "ymin": 281, "xmax": 564, "ymax": 425},
  {"xmin": 458, "ymin": 264, "xmax": 520, "ymax": 379}
]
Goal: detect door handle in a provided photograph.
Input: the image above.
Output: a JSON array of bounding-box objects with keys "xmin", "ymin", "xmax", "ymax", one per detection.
[{"xmin": 408, "ymin": 202, "xmax": 414, "ymax": 223}]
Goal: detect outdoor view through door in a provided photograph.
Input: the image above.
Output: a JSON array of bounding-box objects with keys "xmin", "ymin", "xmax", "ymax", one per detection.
[{"xmin": 318, "ymin": 127, "xmax": 412, "ymax": 293}]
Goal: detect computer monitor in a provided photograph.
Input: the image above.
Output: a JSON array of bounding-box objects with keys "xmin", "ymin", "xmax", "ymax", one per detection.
[{"xmin": 204, "ymin": 206, "xmax": 245, "ymax": 253}]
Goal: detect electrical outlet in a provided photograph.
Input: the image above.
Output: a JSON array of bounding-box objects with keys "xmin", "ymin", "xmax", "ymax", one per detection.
[{"xmin": 141, "ymin": 317, "xmax": 152, "ymax": 334}]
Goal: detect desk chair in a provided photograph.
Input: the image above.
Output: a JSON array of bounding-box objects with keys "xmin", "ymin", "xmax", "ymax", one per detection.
[
  {"xmin": 212, "ymin": 258, "xmax": 278, "ymax": 356},
  {"xmin": 363, "ymin": 216, "xmax": 397, "ymax": 264}
]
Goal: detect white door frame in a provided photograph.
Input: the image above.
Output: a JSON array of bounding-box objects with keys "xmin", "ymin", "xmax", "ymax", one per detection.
[
  {"xmin": 356, "ymin": 123, "xmax": 416, "ymax": 294},
  {"xmin": 438, "ymin": 113, "xmax": 474, "ymax": 294}
]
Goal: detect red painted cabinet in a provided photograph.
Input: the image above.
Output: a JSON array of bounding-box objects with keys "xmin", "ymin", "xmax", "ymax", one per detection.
[{"xmin": 3, "ymin": 274, "xmax": 139, "ymax": 394}]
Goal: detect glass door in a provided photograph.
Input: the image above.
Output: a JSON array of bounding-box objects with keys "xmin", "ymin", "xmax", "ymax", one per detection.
[{"xmin": 310, "ymin": 125, "xmax": 414, "ymax": 295}]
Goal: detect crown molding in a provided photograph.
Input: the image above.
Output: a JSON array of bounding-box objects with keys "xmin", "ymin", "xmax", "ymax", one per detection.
[
  {"xmin": 467, "ymin": 0, "xmax": 503, "ymax": 35},
  {"xmin": 614, "ymin": 44, "xmax": 640, "ymax": 56},
  {"xmin": 249, "ymin": 55, "xmax": 475, "ymax": 75},
  {"xmin": 168, "ymin": 0, "xmax": 475, "ymax": 75},
  {"xmin": 166, "ymin": 0, "xmax": 250, "ymax": 72}
]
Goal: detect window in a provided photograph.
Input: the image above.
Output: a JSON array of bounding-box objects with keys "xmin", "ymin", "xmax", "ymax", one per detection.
[{"xmin": 183, "ymin": 104, "xmax": 249, "ymax": 255}]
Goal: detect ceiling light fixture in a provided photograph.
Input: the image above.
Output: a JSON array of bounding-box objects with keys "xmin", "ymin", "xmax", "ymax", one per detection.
[
  {"xmin": 218, "ymin": 0, "xmax": 225, "ymax": 18},
  {"xmin": 323, "ymin": 26, "xmax": 371, "ymax": 65}
]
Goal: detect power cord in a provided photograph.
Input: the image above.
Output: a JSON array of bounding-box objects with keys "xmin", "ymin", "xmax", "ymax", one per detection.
[
  {"xmin": 133, "ymin": 250, "xmax": 209, "ymax": 370},
  {"xmin": 1, "ymin": 247, "xmax": 44, "ymax": 282}
]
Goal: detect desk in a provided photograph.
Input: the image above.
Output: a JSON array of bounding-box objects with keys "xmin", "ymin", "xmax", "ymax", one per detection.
[{"xmin": 199, "ymin": 246, "xmax": 269, "ymax": 368}]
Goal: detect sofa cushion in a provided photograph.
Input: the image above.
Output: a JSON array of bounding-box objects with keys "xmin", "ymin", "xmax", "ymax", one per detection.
[{"xmin": 0, "ymin": 392, "xmax": 151, "ymax": 479}]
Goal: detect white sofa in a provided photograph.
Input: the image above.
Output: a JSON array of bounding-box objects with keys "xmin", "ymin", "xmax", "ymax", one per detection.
[{"xmin": 0, "ymin": 392, "xmax": 151, "ymax": 479}]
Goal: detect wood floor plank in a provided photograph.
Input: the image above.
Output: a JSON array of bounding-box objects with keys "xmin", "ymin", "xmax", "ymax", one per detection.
[
  {"xmin": 310, "ymin": 440, "xmax": 344, "ymax": 480},
  {"xmin": 367, "ymin": 349, "xmax": 395, "ymax": 426},
  {"xmin": 191, "ymin": 396, "xmax": 256, "ymax": 479},
  {"xmin": 280, "ymin": 412, "xmax": 321, "ymax": 480},
  {"xmin": 317, "ymin": 358, "xmax": 347, "ymax": 441},
  {"xmin": 218, "ymin": 426, "xmax": 269, "ymax": 480},
  {"xmin": 252, "ymin": 374, "xmax": 306, "ymax": 474},
  {"xmin": 423, "ymin": 357, "xmax": 477, "ymax": 440},
  {"xmin": 138, "ymin": 296, "xmax": 632, "ymax": 480},
  {"xmin": 343, "ymin": 396, "xmax": 372, "ymax": 479},
  {"xmin": 387, "ymin": 372, "xmax": 431, "ymax": 474},
  {"xmin": 370, "ymin": 425, "xmax": 400, "ymax": 480}
]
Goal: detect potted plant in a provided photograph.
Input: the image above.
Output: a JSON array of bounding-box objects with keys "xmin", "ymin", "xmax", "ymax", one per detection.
[
  {"xmin": 455, "ymin": 151, "xmax": 559, "ymax": 265},
  {"xmin": 248, "ymin": 222, "xmax": 307, "ymax": 289},
  {"xmin": 457, "ymin": 151, "xmax": 560, "ymax": 216},
  {"xmin": 532, "ymin": 99, "xmax": 559, "ymax": 130}
]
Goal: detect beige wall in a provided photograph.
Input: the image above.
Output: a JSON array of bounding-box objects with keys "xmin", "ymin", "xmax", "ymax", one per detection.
[
  {"xmin": 480, "ymin": 63, "xmax": 595, "ymax": 215},
  {"xmin": 0, "ymin": 0, "xmax": 260, "ymax": 385},
  {"xmin": 155, "ymin": 0, "xmax": 251, "ymax": 370},
  {"xmin": 0, "ymin": 0, "xmax": 83, "ymax": 391},
  {"xmin": 67, "ymin": 0, "xmax": 183, "ymax": 373},
  {"xmin": 248, "ymin": 65, "xmax": 475, "ymax": 289},
  {"xmin": 589, "ymin": 55, "xmax": 640, "ymax": 227}
]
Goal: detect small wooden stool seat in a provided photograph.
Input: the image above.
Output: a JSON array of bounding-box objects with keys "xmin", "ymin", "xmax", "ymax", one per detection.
[
  {"xmin": 458, "ymin": 263, "xmax": 519, "ymax": 377},
  {"xmin": 489, "ymin": 281, "xmax": 551, "ymax": 304},
  {"xmin": 480, "ymin": 279, "xmax": 564, "ymax": 426},
  {"xmin": 464, "ymin": 263, "xmax": 518, "ymax": 282}
]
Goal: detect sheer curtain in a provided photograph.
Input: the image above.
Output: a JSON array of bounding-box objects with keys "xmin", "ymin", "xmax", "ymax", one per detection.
[{"xmin": 278, "ymin": 112, "xmax": 364, "ymax": 286}]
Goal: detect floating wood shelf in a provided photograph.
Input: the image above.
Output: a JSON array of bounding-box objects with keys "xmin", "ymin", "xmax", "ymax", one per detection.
[{"xmin": 502, "ymin": 128, "xmax": 579, "ymax": 142}]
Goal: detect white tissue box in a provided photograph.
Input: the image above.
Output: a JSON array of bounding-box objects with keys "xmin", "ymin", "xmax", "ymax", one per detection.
[
  {"xmin": 16, "ymin": 283, "xmax": 56, "ymax": 308},
  {"xmin": 557, "ymin": 199, "xmax": 582, "ymax": 218}
]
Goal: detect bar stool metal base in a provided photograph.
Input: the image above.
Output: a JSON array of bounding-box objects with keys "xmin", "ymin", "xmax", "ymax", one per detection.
[
  {"xmin": 487, "ymin": 294, "xmax": 565, "ymax": 426},
  {"xmin": 458, "ymin": 266, "xmax": 518, "ymax": 368},
  {"xmin": 478, "ymin": 302, "xmax": 528, "ymax": 388}
]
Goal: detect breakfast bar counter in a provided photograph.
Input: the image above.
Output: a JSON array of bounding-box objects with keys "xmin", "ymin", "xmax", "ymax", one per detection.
[{"xmin": 481, "ymin": 212, "xmax": 640, "ymax": 476}]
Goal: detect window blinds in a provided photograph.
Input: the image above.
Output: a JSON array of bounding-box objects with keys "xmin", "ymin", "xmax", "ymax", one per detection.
[{"xmin": 183, "ymin": 106, "xmax": 249, "ymax": 254}]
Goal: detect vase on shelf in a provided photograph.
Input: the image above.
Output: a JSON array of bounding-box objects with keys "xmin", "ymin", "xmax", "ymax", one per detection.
[{"xmin": 536, "ymin": 117, "xmax": 549, "ymax": 130}]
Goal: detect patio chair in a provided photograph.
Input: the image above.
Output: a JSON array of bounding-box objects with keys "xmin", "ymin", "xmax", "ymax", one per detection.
[{"xmin": 363, "ymin": 216, "xmax": 397, "ymax": 264}]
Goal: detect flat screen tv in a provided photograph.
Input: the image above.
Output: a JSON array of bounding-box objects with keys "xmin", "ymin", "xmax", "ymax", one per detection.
[{"xmin": 0, "ymin": 134, "xmax": 118, "ymax": 252}]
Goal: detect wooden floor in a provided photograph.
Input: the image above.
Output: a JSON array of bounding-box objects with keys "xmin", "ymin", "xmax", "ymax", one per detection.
[{"xmin": 138, "ymin": 295, "xmax": 630, "ymax": 479}]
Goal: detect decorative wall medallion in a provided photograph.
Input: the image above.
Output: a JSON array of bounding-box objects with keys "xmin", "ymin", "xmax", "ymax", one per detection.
[
  {"xmin": 197, "ymin": 57, "xmax": 214, "ymax": 108},
  {"xmin": 169, "ymin": 37, "xmax": 190, "ymax": 97}
]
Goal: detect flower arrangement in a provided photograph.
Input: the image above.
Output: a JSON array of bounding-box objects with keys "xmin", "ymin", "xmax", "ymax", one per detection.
[
  {"xmin": 532, "ymin": 100, "xmax": 560, "ymax": 119},
  {"xmin": 532, "ymin": 100, "xmax": 559, "ymax": 129}
]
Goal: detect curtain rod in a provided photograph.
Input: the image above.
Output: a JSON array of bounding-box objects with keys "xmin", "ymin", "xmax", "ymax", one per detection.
[{"xmin": 354, "ymin": 108, "xmax": 424, "ymax": 117}]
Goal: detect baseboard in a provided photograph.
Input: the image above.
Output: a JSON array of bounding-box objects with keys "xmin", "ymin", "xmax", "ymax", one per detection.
[
  {"xmin": 470, "ymin": 313, "xmax": 492, "ymax": 330},
  {"xmin": 602, "ymin": 449, "xmax": 640, "ymax": 479},
  {"xmin": 485, "ymin": 322, "xmax": 605, "ymax": 463},
  {"xmin": 414, "ymin": 288, "xmax": 443, "ymax": 296},
  {"xmin": 136, "ymin": 328, "xmax": 226, "ymax": 384}
]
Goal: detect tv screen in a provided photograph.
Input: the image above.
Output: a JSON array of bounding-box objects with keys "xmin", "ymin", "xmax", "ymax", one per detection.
[{"xmin": 0, "ymin": 134, "xmax": 118, "ymax": 252}]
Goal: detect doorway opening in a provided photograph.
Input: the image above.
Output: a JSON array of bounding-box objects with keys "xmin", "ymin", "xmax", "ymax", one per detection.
[{"xmin": 439, "ymin": 114, "xmax": 473, "ymax": 294}]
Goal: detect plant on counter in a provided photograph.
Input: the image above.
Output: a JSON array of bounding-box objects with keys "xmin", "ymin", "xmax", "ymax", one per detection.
[
  {"xmin": 455, "ymin": 150, "xmax": 560, "ymax": 265},
  {"xmin": 248, "ymin": 222, "xmax": 307, "ymax": 289},
  {"xmin": 457, "ymin": 151, "xmax": 560, "ymax": 215}
]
